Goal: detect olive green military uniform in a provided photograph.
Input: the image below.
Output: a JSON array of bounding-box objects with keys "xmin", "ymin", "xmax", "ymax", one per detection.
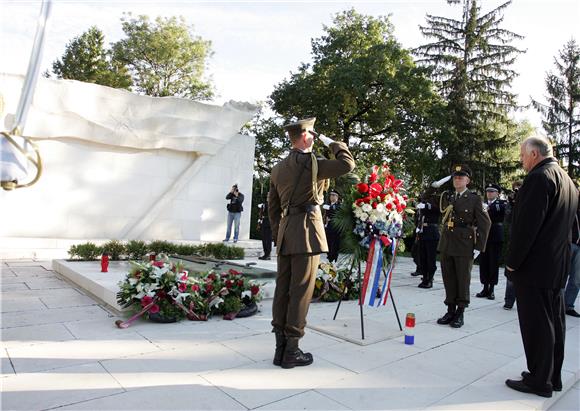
[
  {"xmin": 439, "ymin": 189, "xmax": 491, "ymax": 308},
  {"xmin": 268, "ymin": 142, "xmax": 354, "ymax": 338}
]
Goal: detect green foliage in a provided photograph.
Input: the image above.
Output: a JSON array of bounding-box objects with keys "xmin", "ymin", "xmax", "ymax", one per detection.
[
  {"xmin": 269, "ymin": 9, "xmax": 443, "ymax": 187},
  {"xmin": 102, "ymin": 240, "xmax": 126, "ymax": 260},
  {"xmin": 415, "ymin": 0, "xmax": 524, "ymax": 188},
  {"xmin": 196, "ymin": 243, "xmax": 245, "ymax": 260},
  {"xmin": 532, "ymin": 38, "xmax": 580, "ymax": 179},
  {"xmin": 112, "ymin": 14, "xmax": 214, "ymax": 100},
  {"xmin": 147, "ymin": 240, "xmax": 178, "ymax": 254},
  {"xmin": 49, "ymin": 26, "xmax": 131, "ymax": 89},
  {"xmin": 221, "ymin": 294, "xmax": 243, "ymax": 314},
  {"xmin": 125, "ymin": 240, "xmax": 148, "ymax": 260},
  {"xmin": 174, "ymin": 244, "xmax": 198, "ymax": 256},
  {"xmin": 68, "ymin": 242, "xmax": 102, "ymax": 261}
]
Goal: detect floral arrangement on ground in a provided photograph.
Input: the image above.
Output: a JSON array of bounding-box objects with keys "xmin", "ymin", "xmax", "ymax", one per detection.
[
  {"xmin": 312, "ymin": 262, "xmax": 360, "ymax": 302},
  {"xmin": 115, "ymin": 254, "xmax": 263, "ymax": 328}
]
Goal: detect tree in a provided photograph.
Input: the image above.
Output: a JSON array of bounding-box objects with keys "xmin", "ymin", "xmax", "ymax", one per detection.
[
  {"xmin": 111, "ymin": 14, "xmax": 214, "ymax": 100},
  {"xmin": 532, "ymin": 39, "xmax": 580, "ymax": 179},
  {"xmin": 415, "ymin": 0, "xmax": 524, "ymax": 187},
  {"xmin": 49, "ymin": 26, "xmax": 131, "ymax": 89},
  {"xmin": 269, "ymin": 9, "xmax": 444, "ymax": 188}
]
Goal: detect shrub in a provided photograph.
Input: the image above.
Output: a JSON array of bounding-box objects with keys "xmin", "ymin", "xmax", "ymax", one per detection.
[
  {"xmin": 148, "ymin": 240, "xmax": 177, "ymax": 254},
  {"xmin": 68, "ymin": 242, "xmax": 102, "ymax": 261},
  {"xmin": 102, "ymin": 240, "xmax": 125, "ymax": 260},
  {"xmin": 125, "ymin": 240, "xmax": 148, "ymax": 260},
  {"xmin": 200, "ymin": 243, "xmax": 244, "ymax": 260},
  {"xmin": 174, "ymin": 244, "xmax": 198, "ymax": 256}
]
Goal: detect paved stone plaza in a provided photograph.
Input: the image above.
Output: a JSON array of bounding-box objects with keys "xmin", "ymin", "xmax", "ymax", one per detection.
[{"xmin": 1, "ymin": 255, "xmax": 578, "ymax": 410}]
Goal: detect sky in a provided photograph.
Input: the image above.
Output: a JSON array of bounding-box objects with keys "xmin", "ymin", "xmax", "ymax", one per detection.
[{"xmin": 1, "ymin": 0, "xmax": 579, "ymax": 129}]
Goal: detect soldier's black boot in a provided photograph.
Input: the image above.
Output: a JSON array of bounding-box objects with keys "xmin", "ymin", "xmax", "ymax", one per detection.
[
  {"xmin": 273, "ymin": 331, "xmax": 286, "ymax": 366},
  {"xmin": 476, "ymin": 285, "xmax": 489, "ymax": 298},
  {"xmin": 487, "ymin": 285, "xmax": 495, "ymax": 300},
  {"xmin": 450, "ymin": 307, "xmax": 465, "ymax": 328},
  {"xmin": 281, "ymin": 337, "xmax": 313, "ymax": 369},
  {"xmin": 437, "ymin": 305, "xmax": 456, "ymax": 325}
]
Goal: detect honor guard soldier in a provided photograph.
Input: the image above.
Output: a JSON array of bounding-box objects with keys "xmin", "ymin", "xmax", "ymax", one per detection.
[
  {"xmin": 323, "ymin": 189, "xmax": 341, "ymax": 263},
  {"xmin": 268, "ymin": 117, "xmax": 355, "ymax": 368},
  {"xmin": 437, "ymin": 164, "xmax": 491, "ymax": 328},
  {"xmin": 416, "ymin": 187, "xmax": 441, "ymax": 288},
  {"xmin": 476, "ymin": 183, "xmax": 506, "ymax": 300}
]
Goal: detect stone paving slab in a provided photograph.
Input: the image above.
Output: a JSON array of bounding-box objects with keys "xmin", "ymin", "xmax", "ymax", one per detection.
[{"xmin": 0, "ymin": 257, "xmax": 578, "ymax": 411}]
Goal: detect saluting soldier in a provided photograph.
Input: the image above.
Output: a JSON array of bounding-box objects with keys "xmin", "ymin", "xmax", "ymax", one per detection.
[
  {"xmin": 437, "ymin": 164, "xmax": 491, "ymax": 328},
  {"xmin": 416, "ymin": 187, "xmax": 441, "ymax": 289},
  {"xmin": 476, "ymin": 183, "xmax": 506, "ymax": 300},
  {"xmin": 268, "ymin": 118, "xmax": 355, "ymax": 368}
]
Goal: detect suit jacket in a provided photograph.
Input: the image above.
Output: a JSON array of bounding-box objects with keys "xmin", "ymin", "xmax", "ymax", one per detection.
[
  {"xmin": 486, "ymin": 198, "xmax": 506, "ymax": 243},
  {"xmin": 438, "ymin": 190, "xmax": 491, "ymax": 257},
  {"xmin": 417, "ymin": 197, "xmax": 441, "ymax": 241},
  {"xmin": 268, "ymin": 142, "xmax": 355, "ymax": 256},
  {"xmin": 507, "ymin": 158, "xmax": 579, "ymax": 289}
]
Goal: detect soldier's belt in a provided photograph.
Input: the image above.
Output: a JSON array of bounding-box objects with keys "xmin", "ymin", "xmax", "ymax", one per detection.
[
  {"xmin": 422, "ymin": 223, "xmax": 439, "ymax": 227},
  {"xmin": 450, "ymin": 222, "xmax": 473, "ymax": 228},
  {"xmin": 283, "ymin": 204, "xmax": 318, "ymax": 217}
]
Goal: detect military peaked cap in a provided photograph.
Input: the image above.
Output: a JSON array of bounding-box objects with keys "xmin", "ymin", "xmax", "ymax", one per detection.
[
  {"xmin": 485, "ymin": 183, "xmax": 501, "ymax": 193},
  {"xmin": 283, "ymin": 117, "xmax": 316, "ymax": 135},
  {"xmin": 451, "ymin": 164, "xmax": 472, "ymax": 178}
]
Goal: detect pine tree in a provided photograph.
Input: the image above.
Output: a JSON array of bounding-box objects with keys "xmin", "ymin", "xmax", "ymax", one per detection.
[
  {"xmin": 415, "ymin": 0, "xmax": 524, "ymax": 186},
  {"xmin": 532, "ymin": 39, "xmax": 580, "ymax": 179},
  {"xmin": 50, "ymin": 26, "xmax": 131, "ymax": 89}
]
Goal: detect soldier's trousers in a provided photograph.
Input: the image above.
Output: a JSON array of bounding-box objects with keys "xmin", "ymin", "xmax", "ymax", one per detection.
[
  {"xmin": 479, "ymin": 242, "xmax": 502, "ymax": 286},
  {"xmin": 420, "ymin": 240, "xmax": 438, "ymax": 282},
  {"xmin": 440, "ymin": 253, "xmax": 473, "ymax": 308},
  {"xmin": 271, "ymin": 253, "xmax": 320, "ymax": 338}
]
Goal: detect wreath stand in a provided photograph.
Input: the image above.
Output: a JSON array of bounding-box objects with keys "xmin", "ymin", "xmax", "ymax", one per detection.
[{"xmin": 332, "ymin": 250, "xmax": 402, "ymax": 340}]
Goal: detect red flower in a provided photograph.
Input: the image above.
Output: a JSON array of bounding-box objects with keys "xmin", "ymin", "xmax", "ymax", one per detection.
[
  {"xmin": 379, "ymin": 193, "xmax": 387, "ymax": 202},
  {"xmin": 156, "ymin": 290, "xmax": 166, "ymax": 298},
  {"xmin": 205, "ymin": 283, "xmax": 214, "ymax": 292},
  {"xmin": 369, "ymin": 173, "xmax": 378, "ymax": 183},
  {"xmin": 372, "ymin": 202, "xmax": 378, "ymax": 209},
  {"xmin": 396, "ymin": 204, "xmax": 403, "ymax": 213},
  {"xmin": 402, "ymin": 194, "xmax": 408, "ymax": 200},
  {"xmin": 178, "ymin": 283, "xmax": 187, "ymax": 293},
  {"xmin": 180, "ymin": 273, "xmax": 188, "ymax": 281},
  {"xmin": 355, "ymin": 198, "xmax": 365, "ymax": 206},
  {"xmin": 141, "ymin": 295, "xmax": 153, "ymax": 307},
  {"xmin": 229, "ymin": 269, "xmax": 241, "ymax": 276},
  {"xmin": 356, "ymin": 183, "xmax": 369, "ymax": 194},
  {"xmin": 251, "ymin": 285, "xmax": 260, "ymax": 295},
  {"xmin": 237, "ymin": 279, "xmax": 244, "ymax": 287},
  {"xmin": 207, "ymin": 273, "xmax": 217, "ymax": 281},
  {"xmin": 393, "ymin": 179, "xmax": 403, "ymax": 189},
  {"xmin": 369, "ymin": 183, "xmax": 382, "ymax": 198},
  {"xmin": 149, "ymin": 304, "xmax": 160, "ymax": 314},
  {"xmin": 191, "ymin": 284, "xmax": 200, "ymax": 292},
  {"xmin": 225, "ymin": 279, "xmax": 233, "ymax": 289},
  {"xmin": 386, "ymin": 203, "xmax": 393, "ymax": 210},
  {"xmin": 152, "ymin": 261, "xmax": 164, "ymax": 268}
]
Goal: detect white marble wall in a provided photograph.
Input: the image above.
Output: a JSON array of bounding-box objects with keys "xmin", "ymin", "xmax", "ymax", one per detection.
[{"xmin": 0, "ymin": 133, "xmax": 255, "ymax": 242}]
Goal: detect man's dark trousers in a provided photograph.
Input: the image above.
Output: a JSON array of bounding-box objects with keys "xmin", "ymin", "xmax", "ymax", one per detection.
[{"xmin": 514, "ymin": 283, "xmax": 565, "ymax": 391}]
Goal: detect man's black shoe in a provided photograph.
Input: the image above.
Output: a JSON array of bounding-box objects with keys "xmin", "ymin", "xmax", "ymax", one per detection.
[
  {"xmin": 487, "ymin": 292, "xmax": 495, "ymax": 300},
  {"xmin": 450, "ymin": 311, "xmax": 464, "ymax": 328},
  {"xmin": 418, "ymin": 281, "xmax": 433, "ymax": 289},
  {"xmin": 566, "ymin": 308, "xmax": 580, "ymax": 317},
  {"xmin": 521, "ymin": 371, "xmax": 562, "ymax": 391},
  {"xmin": 476, "ymin": 289, "xmax": 489, "ymax": 298},
  {"xmin": 505, "ymin": 379, "xmax": 552, "ymax": 398},
  {"xmin": 258, "ymin": 255, "xmax": 271, "ymax": 260},
  {"xmin": 410, "ymin": 271, "xmax": 422, "ymax": 277},
  {"xmin": 437, "ymin": 312, "xmax": 455, "ymax": 325},
  {"xmin": 503, "ymin": 303, "xmax": 513, "ymax": 310}
]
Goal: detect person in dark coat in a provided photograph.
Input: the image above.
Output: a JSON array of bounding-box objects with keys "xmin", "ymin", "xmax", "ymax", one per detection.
[
  {"xmin": 268, "ymin": 117, "xmax": 355, "ymax": 369},
  {"xmin": 563, "ymin": 188, "xmax": 580, "ymax": 317},
  {"xmin": 323, "ymin": 189, "xmax": 341, "ymax": 263},
  {"xmin": 503, "ymin": 180, "xmax": 522, "ymax": 309},
  {"xmin": 436, "ymin": 164, "xmax": 491, "ymax": 328},
  {"xmin": 416, "ymin": 188, "xmax": 441, "ymax": 289},
  {"xmin": 476, "ymin": 183, "xmax": 506, "ymax": 300},
  {"xmin": 505, "ymin": 136, "xmax": 578, "ymax": 398},
  {"xmin": 257, "ymin": 199, "xmax": 272, "ymax": 260}
]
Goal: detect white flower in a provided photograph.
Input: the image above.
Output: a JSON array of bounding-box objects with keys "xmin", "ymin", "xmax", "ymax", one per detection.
[
  {"xmin": 241, "ymin": 290, "xmax": 252, "ymax": 299},
  {"xmin": 360, "ymin": 212, "xmax": 368, "ymax": 221},
  {"xmin": 376, "ymin": 203, "xmax": 386, "ymax": 213},
  {"xmin": 362, "ymin": 203, "xmax": 372, "ymax": 213}
]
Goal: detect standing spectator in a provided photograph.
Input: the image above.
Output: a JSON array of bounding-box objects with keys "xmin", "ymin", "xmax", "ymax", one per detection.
[
  {"xmin": 224, "ymin": 184, "xmax": 244, "ymax": 243},
  {"xmin": 417, "ymin": 187, "xmax": 441, "ymax": 289},
  {"xmin": 323, "ymin": 189, "xmax": 341, "ymax": 263},
  {"xmin": 257, "ymin": 199, "xmax": 272, "ymax": 260},
  {"xmin": 436, "ymin": 164, "xmax": 490, "ymax": 328},
  {"xmin": 476, "ymin": 183, "xmax": 506, "ymax": 300},
  {"xmin": 503, "ymin": 180, "xmax": 522, "ymax": 309},
  {"xmin": 410, "ymin": 197, "xmax": 424, "ymax": 277},
  {"xmin": 505, "ymin": 136, "xmax": 578, "ymax": 398},
  {"xmin": 564, "ymin": 186, "xmax": 580, "ymax": 317}
]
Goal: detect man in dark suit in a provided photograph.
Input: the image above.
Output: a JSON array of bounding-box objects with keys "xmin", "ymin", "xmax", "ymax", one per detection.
[
  {"xmin": 323, "ymin": 189, "xmax": 342, "ymax": 263},
  {"xmin": 505, "ymin": 136, "xmax": 578, "ymax": 398},
  {"xmin": 436, "ymin": 164, "xmax": 491, "ymax": 328},
  {"xmin": 268, "ymin": 118, "xmax": 355, "ymax": 368},
  {"xmin": 476, "ymin": 183, "xmax": 506, "ymax": 300},
  {"xmin": 257, "ymin": 199, "xmax": 272, "ymax": 260},
  {"xmin": 416, "ymin": 187, "xmax": 441, "ymax": 289}
]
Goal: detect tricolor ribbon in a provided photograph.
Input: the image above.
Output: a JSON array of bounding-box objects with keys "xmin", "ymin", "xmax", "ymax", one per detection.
[{"xmin": 360, "ymin": 237, "xmax": 384, "ymax": 307}]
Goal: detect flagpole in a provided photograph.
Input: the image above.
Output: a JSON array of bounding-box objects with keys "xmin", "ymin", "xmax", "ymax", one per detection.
[{"xmin": 358, "ymin": 260, "xmax": 365, "ymax": 340}]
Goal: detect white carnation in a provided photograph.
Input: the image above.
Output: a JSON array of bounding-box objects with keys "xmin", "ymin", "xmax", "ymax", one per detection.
[{"xmin": 362, "ymin": 203, "xmax": 372, "ymax": 213}]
